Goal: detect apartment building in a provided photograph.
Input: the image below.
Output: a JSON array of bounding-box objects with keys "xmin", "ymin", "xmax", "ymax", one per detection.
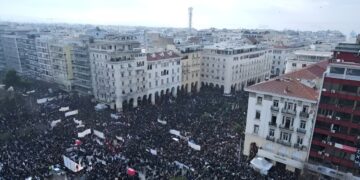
[
  {"xmin": 243, "ymin": 61, "xmax": 328, "ymax": 173},
  {"xmin": 146, "ymin": 51, "xmax": 181, "ymax": 104},
  {"xmin": 89, "ymin": 36, "xmax": 147, "ymax": 111},
  {"xmin": 179, "ymin": 45, "xmax": 201, "ymax": 93},
  {"xmin": 285, "ymin": 50, "xmax": 332, "ymax": 73},
  {"xmin": 201, "ymin": 42, "xmax": 271, "ymax": 94}
]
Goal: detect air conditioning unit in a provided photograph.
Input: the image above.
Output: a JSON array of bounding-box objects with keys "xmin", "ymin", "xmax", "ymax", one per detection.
[
  {"xmin": 327, "ymin": 115, "xmax": 332, "ymax": 119},
  {"xmin": 331, "ymin": 129, "xmax": 336, "ymax": 133},
  {"xmin": 336, "ymin": 117, "xmax": 341, "ymax": 121},
  {"xmin": 331, "ymin": 89, "xmax": 336, "ymax": 93},
  {"xmin": 322, "ymin": 88, "xmax": 327, "ymax": 92}
]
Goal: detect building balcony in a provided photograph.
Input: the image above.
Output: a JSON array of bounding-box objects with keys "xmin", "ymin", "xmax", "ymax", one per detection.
[
  {"xmin": 299, "ymin": 111, "xmax": 309, "ymax": 119},
  {"xmin": 279, "ymin": 124, "xmax": 294, "ymax": 131},
  {"xmin": 276, "ymin": 139, "xmax": 292, "ymax": 147},
  {"xmin": 281, "ymin": 108, "xmax": 297, "ymax": 116},
  {"xmin": 297, "ymin": 128, "xmax": 306, "ymax": 134},
  {"xmin": 266, "ymin": 135, "xmax": 275, "ymax": 142},
  {"xmin": 271, "ymin": 106, "xmax": 279, "ymax": 112},
  {"xmin": 268, "ymin": 122, "xmax": 277, "ymax": 127},
  {"xmin": 294, "ymin": 143, "xmax": 307, "ymax": 151}
]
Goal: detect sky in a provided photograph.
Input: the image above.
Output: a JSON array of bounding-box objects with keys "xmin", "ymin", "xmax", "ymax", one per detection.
[{"xmin": 0, "ymin": 0, "xmax": 359, "ymax": 34}]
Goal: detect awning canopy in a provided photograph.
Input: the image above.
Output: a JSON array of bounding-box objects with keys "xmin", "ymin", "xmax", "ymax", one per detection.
[{"xmin": 250, "ymin": 157, "xmax": 273, "ymax": 175}]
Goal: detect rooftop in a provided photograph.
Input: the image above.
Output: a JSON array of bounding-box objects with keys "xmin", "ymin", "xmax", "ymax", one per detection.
[
  {"xmin": 246, "ymin": 60, "xmax": 328, "ymax": 101},
  {"xmin": 147, "ymin": 51, "xmax": 180, "ymax": 61},
  {"xmin": 294, "ymin": 50, "xmax": 332, "ymax": 57},
  {"xmin": 204, "ymin": 42, "xmax": 256, "ymax": 51}
]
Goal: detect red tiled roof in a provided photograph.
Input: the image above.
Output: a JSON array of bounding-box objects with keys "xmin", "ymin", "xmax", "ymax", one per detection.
[
  {"xmin": 147, "ymin": 51, "xmax": 180, "ymax": 61},
  {"xmin": 246, "ymin": 60, "xmax": 329, "ymax": 101},
  {"xmin": 282, "ymin": 60, "xmax": 328, "ymax": 80}
]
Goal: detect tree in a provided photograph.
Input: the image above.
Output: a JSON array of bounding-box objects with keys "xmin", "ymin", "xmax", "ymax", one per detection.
[{"xmin": 3, "ymin": 70, "xmax": 21, "ymax": 88}]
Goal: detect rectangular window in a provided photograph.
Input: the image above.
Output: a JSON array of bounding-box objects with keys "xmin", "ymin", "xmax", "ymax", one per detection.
[
  {"xmin": 292, "ymin": 63, "xmax": 296, "ymax": 67},
  {"xmin": 254, "ymin": 125, "xmax": 259, "ymax": 134},
  {"xmin": 273, "ymin": 100, "xmax": 279, "ymax": 107},
  {"xmin": 300, "ymin": 120, "xmax": 306, "ymax": 129},
  {"xmin": 330, "ymin": 67, "xmax": 345, "ymax": 74},
  {"xmin": 269, "ymin": 129, "xmax": 275, "ymax": 137},
  {"xmin": 347, "ymin": 68, "xmax": 360, "ymax": 76},
  {"xmin": 255, "ymin": 111, "xmax": 261, "ymax": 120},
  {"xmin": 297, "ymin": 136, "xmax": 303, "ymax": 145},
  {"xmin": 257, "ymin": 97, "xmax": 262, "ymax": 105},
  {"xmin": 281, "ymin": 132, "xmax": 291, "ymax": 142}
]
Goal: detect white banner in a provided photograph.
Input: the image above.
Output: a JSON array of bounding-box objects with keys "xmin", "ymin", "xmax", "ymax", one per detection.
[
  {"xmin": 65, "ymin": 110, "xmax": 78, "ymax": 117},
  {"xmin": 94, "ymin": 130, "xmax": 105, "ymax": 139},
  {"xmin": 188, "ymin": 141, "xmax": 201, "ymax": 151},
  {"xmin": 63, "ymin": 155, "xmax": 84, "ymax": 172},
  {"xmin": 169, "ymin": 129, "xmax": 181, "ymax": 137},
  {"xmin": 37, "ymin": 98, "xmax": 47, "ymax": 104},
  {"xmin": 78, "ymin": 129, "xmax": 91, "ymax": 138},
  {"xmin": 116, "ymin": 136, "xmax": 125, "ymax": 142},
  {"xmin": 26, "ymin": 90, "xmax": 35, "ymax": 94},
  {"xmin": 50, "ymin": 119, "xmax": 61, "ymax": 128},
  {"xmin": 59, "ymin": 107, "xmax": 70, "ymax": 112},
  {"xmin": 96, "ymin": 138, "xmax": 104, "ymax": 145},
  {"xmin": 111, "ymin": 114, "xmax": 120, "ymax": 119},
  {"xmin": 73, "ymin": 118, "xmax": 83, "ymax": 125},
  {"xmin": 157, "ymin": 119, "xmax": 167, "ymax": 125}
]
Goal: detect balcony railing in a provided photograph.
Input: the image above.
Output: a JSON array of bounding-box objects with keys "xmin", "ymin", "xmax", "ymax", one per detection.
[
  {"xmin": 281, "ymin": 108, "xmax": 297, "ymax": 116},
  {"xmin": 294, "ymin": 143, "xmax": 307, "ymax": 151},
  {"xmin": 268, "ymin": 122, "xmax": 277, "ymax": 127},
  {"xmin": 299, "ymin": 111, "xmax": 309, "ymax": 119},
  {"xmin": 297, "ymin": 128, "xmax": 306, "ymax": 134},
  {"xmin": 276, "ymin": 139, "xmax": 292, "ymax": 147},
  {"xmin": 279, "ymin": 124, "xmax": 294, "ymax": 131},
  {"xmin": 271, "ymin": 106, "xmax": 279, "ymax": 112},
  {"xmin": 266, "ymin": 135, "xmax": 275, "ymax": 142}
]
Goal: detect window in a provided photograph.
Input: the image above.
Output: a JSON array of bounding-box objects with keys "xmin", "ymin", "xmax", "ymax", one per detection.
[
  {"xmin": 257, "ymin": 97, "xmax": 262, "ymax": 105},
  {"xmin": 282, "ymin": 116, "xmax": 294, "ymax": 128},
  {"xmin": 273, "ymin": 100, "xmax": 279, "ymax": 107},
  {"xmin": 269, "ymin": 129, "xmax": 275, "ymax": 137},
  {"xmin": 297, "ymin": 136, "xmax": 303, "ymax": 145},
  {"xmin": 253, "ymin": 125, "xmax": 259, "ymax": 134},
  {"xmin": 292, "ymin": 63, "xmax": 296, "ymax": 67},
  {"xmin": 280, "ymin": 132, "xmax": 291, "ymax": 142},
  {"xmin": 302, "ymin": 105, "xmax": 309, "ymax": 113},
  {"xmin": 347, "ymin": 68, "xmax": 360, "ymax": 76},
  {"xmin": 302, "ymin": 64, "xmax": 306, "ymax": 68},
  {"xmin": 271, "ymin": 115, "xmax": 277, "ymax": 124},
  {"xmin": 255, "ymin": 111, "xmax": 261, "ymax": 120},
  {"xmin": 330, "ymin": 67, "xmax": 345, "ymax": 74},
  {"xmin": 300, "ymin": 120, "xmax": 306, "ymax": 129}
]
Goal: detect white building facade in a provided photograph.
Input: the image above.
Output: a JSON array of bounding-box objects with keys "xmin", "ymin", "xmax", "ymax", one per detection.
[
  {"xmin": 179, "ymin": 45, "xmax": 201, "ymax": 93},
  {"xmin": 146, "ymin": 51, "xmax": 181, "ymax": 103},
  {"xmin": 201, "ymin": 43, "xmax": 271, "ymax": 94},
  {"xmin": 243, "ymin": 61, "xmax": 328, "ymax": 173},
  {"xmin": 285, "ymin": 50, "xmax": 332, "ymax": 74},
  {"xmin": 89, "ymin": 37, "xmax": 147, "ymax": 111}
]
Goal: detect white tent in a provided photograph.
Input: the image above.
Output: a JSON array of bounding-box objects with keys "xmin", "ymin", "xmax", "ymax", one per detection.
[{"xmin": 250, "ymin": 157, "xmax": 273, "ymax": 175}]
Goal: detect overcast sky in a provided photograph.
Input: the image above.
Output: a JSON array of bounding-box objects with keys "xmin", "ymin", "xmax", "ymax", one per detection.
[{"xmin": 0, "ymin": 0, "xmax": 358, "ymax": 34}]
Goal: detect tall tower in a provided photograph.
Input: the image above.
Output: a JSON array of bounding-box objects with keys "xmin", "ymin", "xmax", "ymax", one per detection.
[{"xmin": 188, "ymin": 7, "xmax": 193, "ymax": 34}]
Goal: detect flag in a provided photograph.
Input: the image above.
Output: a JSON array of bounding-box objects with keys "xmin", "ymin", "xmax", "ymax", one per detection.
[
  {"xmin": 75, "ymin": 139, "xmax": 82, "ymax": 146},
  {"xmin": 127, "ymin": 168, "xmax": 136, "ymax": 176}
]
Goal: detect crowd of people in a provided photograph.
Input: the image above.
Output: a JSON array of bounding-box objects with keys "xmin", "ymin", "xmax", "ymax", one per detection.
[{"xmin": 0, "ymin": 80, "xmax": 297, "ymax": 180}]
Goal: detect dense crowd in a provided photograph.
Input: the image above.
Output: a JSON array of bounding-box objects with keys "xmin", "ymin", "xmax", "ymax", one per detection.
[{"xmin": 0, "ymin": 80, "xmax": 297, "ymax": 180}]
